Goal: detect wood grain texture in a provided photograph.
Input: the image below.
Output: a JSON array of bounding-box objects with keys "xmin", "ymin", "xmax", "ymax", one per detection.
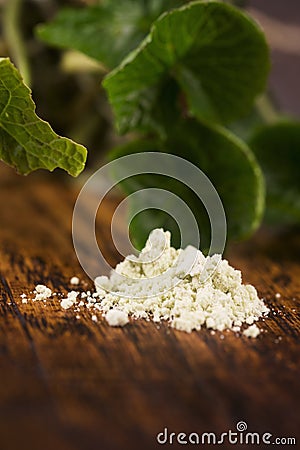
[{"xmin": 0, "ymin": 164, "xmax": 299, "ymax": 450}]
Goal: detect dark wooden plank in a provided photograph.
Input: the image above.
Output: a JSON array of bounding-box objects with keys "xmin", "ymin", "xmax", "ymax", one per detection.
[{"xmin": 0, "ymin": 165, "xmax": 299, "ymax": 450}]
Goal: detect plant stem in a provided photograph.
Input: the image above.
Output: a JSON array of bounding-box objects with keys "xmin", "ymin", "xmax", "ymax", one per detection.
[
  {"xmin": 3, "ymin": 0, "xmax": 31, "ymax": 86},
  {"xmin": 256, "ymin": 94, "xmax": 280, "ymax": 124}
]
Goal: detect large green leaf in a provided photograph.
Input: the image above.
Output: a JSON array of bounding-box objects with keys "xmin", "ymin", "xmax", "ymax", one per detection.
[
  {"xmin": 103, "ymin": 0, "xmax": 270, "ymax": 134},
  {"xmin": 109, "ymin": 119, "xmax": 265, "ymax": 249},
  {"xmin": 250, "ymin": 121, "xmax": 300, "ymax": 223},
  {"xmin": 0, "ymin": 58, "xmax": 87, "ymax": 176},
  {"xmin": 36, "ymin": 0, "xmax": 186, "ymax": 70}
]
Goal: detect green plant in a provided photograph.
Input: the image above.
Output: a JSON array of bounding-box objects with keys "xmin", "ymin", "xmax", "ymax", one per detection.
[
  {"xmin": 1, "ymin": 0, "xmax": 299, "ymax": 248},
  {"xmin": 0, "ymin": 58, "xmax": 87, "ymax": 176}
]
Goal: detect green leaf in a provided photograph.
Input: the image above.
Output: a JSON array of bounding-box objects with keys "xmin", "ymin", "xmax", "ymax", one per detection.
[
  {"xmin": 249, "ymin": 121, "xmax": 300, "ymax": 223},
  {"xmin": 36, "ymin": 0, "xmax": 185, "ymax": 70},
  {"xmin": 103, "ymin": 0, "xmax": 270, "ymax": 134},
  {"xmin": 109, "ymin": 119, "xmax": 265, "ymax": 249},
  {"xmin": 228, "ymin": 105, "xmax": 266, "ymax": 141},
  {"xmin": 0, "ymin": 58, "xmax": 87, "ymax": 176}
]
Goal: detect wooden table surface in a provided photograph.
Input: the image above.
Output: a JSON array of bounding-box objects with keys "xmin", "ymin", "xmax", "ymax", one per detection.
[{"xmin": 0, "ymin": 165, "xmax": 299, "ymax": 450}]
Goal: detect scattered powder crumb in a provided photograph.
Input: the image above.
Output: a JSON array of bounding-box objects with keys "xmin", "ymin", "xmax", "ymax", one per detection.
[
  {"xmin": 243, "ymin": 324, "xmax": 261, "ymax": 338},
  {"xmin": 20, "ymin": 293, "xmax": 27, "ymax": 299},
  {"xmin": 33, "ymin": 284, "xmax": 52, "ymax": 301},
  {"xmin": 275, "ymin": 292, "xmax": 281, "ymax": 299},
  {"xmin": 105, "ymin": 309, "xmax": 129, "ymax": 327},
  {"xmin": 22, "ymin": 298, "xmax": 28, "ymax": 304},
  {"xmin": 61, "ymin": 291, "xmax": 78, "ymax": 310},
  {"xmin": 70, "ymin": 276, "xmax": 80, "ymax": 285},
  {"xmin": 76, "ymin": 315, "xmax": 81, "ymax": 320},
  {"xmin": 91, "ymin": 315, "xmax": 98, "ymax": 322}
]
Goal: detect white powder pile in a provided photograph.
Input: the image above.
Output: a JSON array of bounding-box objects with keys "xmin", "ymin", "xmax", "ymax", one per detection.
[
  {"xmin": 21, "ymin": 229, "xmax": 269, "ymax": 337},
  {"xmin": 92, "ymin": 229, "xmax": 269, "ymax": 334}
]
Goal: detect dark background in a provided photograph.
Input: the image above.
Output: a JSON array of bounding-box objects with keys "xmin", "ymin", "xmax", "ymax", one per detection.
[{"xmin": 248, "ymin": 0, "xmax": 300, "ymax": 117}]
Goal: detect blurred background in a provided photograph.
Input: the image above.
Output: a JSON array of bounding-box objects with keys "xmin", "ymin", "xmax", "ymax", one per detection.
[{"xmin": 0, "ymin": 0, "xmax": 299, "ymax": 171}]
